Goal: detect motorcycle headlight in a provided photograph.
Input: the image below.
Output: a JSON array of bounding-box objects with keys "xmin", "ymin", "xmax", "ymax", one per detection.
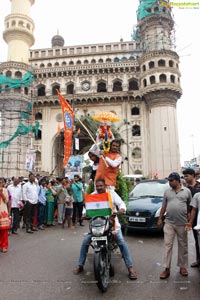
[{"xmin": 92, "ymin": 226, "xmax": 105, "ymax": 236}]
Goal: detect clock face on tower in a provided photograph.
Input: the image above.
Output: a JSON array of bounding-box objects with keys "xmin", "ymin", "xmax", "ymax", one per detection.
[{"xmin": 82, "ymin": 81, "xmax": 90, "ymax": 91}]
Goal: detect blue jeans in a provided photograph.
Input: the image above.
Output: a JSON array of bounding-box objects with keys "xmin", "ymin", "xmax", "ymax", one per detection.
[
  {"xmin": 37, "ymin": 202, "xmax": 45, "ymax": 227},
  {"xmin": 78, "ymin": 229, "xmax": 133, "ymax": 268}
]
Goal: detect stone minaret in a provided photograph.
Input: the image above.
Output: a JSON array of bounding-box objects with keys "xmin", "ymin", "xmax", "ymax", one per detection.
[
  {"xmin": 137, "ymin": 1, "xmax": 182, "ymax": 178},
  {"xmin": 0, "ymin": 0, "xmax": 35, "ymax": 177},
  {"xmin": 3, "ymin": 0, "xmax": 35, "ymax": 63}
]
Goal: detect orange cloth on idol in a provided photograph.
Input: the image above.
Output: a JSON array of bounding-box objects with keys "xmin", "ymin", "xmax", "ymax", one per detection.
[{"xmin": 95, "ymin": 152, "xmax": 121, "ymax": 186}]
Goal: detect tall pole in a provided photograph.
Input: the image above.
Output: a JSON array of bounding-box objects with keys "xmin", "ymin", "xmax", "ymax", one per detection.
[{"xmin": 190, "ymin": 134, "xmax": 195, "ymax": 158}]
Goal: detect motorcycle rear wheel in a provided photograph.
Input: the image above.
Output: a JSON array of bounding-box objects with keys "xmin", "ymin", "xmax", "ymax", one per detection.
[{"xmin": 94, "ymin": 249, "xmax": 109, "ymax": 292}]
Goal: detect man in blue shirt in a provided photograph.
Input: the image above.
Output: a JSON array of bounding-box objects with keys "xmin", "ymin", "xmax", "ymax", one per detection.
[
  {"xmin": 37, "ymin": 178, "xmax": 47, "ymax": 230},
  {"xmin": 71, "ymin": 175, "xmax": 84, "ymax": 226}
]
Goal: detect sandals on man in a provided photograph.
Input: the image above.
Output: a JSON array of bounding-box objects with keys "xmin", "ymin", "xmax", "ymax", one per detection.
[
  {"xmin": 128, "ymin": 270, "xmax": 137, "ymax": 280},
  {"xmin": 180, "ymin": 268, "xmax": 188, "ymax": 276},
  {"xmin": 190, "ymin": 262, "xmax": 200, "ymax": 268},
  {"xmin": 73, "ymin": 265, "xmax": 84, "ymax": 274}
]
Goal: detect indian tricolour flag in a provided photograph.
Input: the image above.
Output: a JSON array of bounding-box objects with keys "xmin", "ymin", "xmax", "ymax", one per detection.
[{"xmin": 84, "ymin": 192, "xmax": 113, "ymax": 217}]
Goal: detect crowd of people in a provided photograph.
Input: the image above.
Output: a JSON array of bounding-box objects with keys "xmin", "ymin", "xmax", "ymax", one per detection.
[
  {"xmin": 0, "ymin": 139, "xmax": 123, "ymax": 251},
  {"xmin": 0, "ymin": 139, "xmax": 200, "ymax": 282},
  {"xmin": 0, "ymin": 173, "xmax": 85, "ymax": 252}
]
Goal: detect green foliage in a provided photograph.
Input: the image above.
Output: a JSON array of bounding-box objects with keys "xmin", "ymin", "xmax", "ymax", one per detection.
[
  {"xmin": 85, "ymin": 182, "xmax": 94, "ymax": 194},
  {"xmin": 115, "ymin": 170, "xmax": 132, "ymax": 206}
]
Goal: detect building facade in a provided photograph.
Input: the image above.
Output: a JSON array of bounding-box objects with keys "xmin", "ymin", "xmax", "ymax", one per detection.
[{"xmin": 0, "ymin": 0, "xmax": 182, "ymax": 179}]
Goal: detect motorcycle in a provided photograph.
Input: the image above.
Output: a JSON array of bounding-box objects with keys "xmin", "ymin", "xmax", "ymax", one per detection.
[{"xmin": 89, "ymin": 214, "xmax": 117, "ymax": 292}]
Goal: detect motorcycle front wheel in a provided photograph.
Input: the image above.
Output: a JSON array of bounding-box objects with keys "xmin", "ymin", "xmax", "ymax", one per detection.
[{"xmin": 94, "ymin": 249, "xmax": 109, "ymax": 292}]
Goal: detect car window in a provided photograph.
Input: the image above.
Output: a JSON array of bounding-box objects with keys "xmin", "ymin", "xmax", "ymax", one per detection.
[{"xmin": 129, "ymin": 181, "xmax": 169, "ymax": 198}]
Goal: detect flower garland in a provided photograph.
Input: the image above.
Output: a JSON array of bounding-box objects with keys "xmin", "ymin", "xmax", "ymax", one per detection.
[{"xmin": 102, "ymin": 140, "xmax": 110, "ymax": 152}]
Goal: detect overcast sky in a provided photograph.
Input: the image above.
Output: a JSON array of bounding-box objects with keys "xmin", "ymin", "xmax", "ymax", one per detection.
[{"xmin": 0, "ymin": 0, "xmax": 199, "ymax": 165}]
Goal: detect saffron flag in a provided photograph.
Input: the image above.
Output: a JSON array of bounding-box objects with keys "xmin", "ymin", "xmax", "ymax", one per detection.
[
  {"xmin": 57, "ymin": 90, "xmax": 74, "ymax": 168},
  {"xmin": 84, "ymin": 193, "xmax": 112, "ymax": 217}
]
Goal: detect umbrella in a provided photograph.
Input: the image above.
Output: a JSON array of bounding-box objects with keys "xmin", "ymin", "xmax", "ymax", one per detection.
[{"xmin": 93, "ymin": 112, "xmax": 120, "ymax": 122}]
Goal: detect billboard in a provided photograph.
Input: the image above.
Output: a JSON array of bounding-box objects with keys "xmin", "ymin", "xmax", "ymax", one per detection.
[
  {"xmin": 25, "ymin": 149, "xmax": 36, "ymax": 171},
  {"xmin": 64, "ymin": 155, "xmax": 83, "ymax": 179}
]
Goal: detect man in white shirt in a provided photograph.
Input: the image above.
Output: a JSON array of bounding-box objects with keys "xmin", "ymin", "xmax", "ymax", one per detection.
[
  {"xmin": 73, "ymin": 178, "xmax": 137, "ymax": 280},
  {"xmin": 7, "ymin": 177, "xmax": 22, "ymax": 234},
  {"xmin": 23, "ymin": 173, "xmax": 38, "ymax": 233}
]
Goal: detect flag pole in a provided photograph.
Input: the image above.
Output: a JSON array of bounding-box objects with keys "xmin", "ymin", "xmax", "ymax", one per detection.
[{"xmin": 76, "ymin": 116, "xmax": 108, "ymax": 167}]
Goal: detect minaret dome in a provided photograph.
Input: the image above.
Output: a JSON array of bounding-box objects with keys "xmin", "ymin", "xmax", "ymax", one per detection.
[{"xmin": 51, "ymin": 34, "xmax": 65, "ymax": 48}]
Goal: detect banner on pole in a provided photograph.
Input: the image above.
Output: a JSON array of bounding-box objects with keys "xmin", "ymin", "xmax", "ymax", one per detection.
[
  {"xmin": 57, "ymin": 90, "xmax": 74, "ymax": 168},
  {"xmin": 25, "ymin": 149, "xmax": 36, "ymax": 171},
  {"xmin": 65, "ymin": 155, "xmax": 83, "ymax": 179}
]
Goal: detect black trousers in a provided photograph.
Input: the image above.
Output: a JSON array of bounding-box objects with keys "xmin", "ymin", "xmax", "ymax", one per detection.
[
  {"xmin": 24, "ymin": 202, "xmax": 37, "ymax": 230},
  {"xmin": 193, "ymin": 228, "xmax": 200, "ymax": 263},
  {"xmin": 11, "ymin": 208, "xmax": 20, "ymax": 232},
  {"xmin": 72, "ymin": 202, "xmax": 84, "ymax": 225}
]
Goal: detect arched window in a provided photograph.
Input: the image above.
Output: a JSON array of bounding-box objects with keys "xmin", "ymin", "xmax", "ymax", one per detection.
[
  {"xmin": 158, "ymin": 59, "xmax": 165, "ymax": 67},
  {"xmin": 15, "ymin": 71, "xmax": 22, "ymax": 78},
  {"xmin": 131, "ymin": 107, "xmax": 140, "ymax": 115},
  {"xmin": 170, "ymin": 75, "xmax": 175, "ymax": 83},
  {"xmin": 54, "ymin": 62, "xmax": 59, "ymax": 66},
  {"xmin": 35, "ymin": 112, "xmax": 42, "ymax": 120},
  {"xmin": 69, "ymin": 61, "xmax": 74, "ymax": 65},
  {"xmin": 113, "ymin": 81, "xmax": 122, "ymax": 92},
  {"xmin": 67, "ymin": 83, "xmax": 74, "ymax": 94},
  {"xmin": 150, "ymin": 76, "xmax": 156, "ymax": 84},
  {"xmin": 106, "ymin": 58, "xmax": 112, "ymax": 62},
  {"xmin": 24, "ymin": 87, "xmax": 28, "ymax": 95},
  {"xmin": 35, "ymin": 129, "xmax": 42, "ymax": 140},
  {"xmin": 160, "ymin": 74, "xmax": 167, "ymax": 83},
  {"xmin": 143, "ymin": 79, "xmax": 147, "ymax": 87},
  {"xmin": 98, "ymin": 59, "xmax": 103, "ymax": 63},
  {"xmin": 142, "ymin": 65, "xmax": 146, "ymax": 72},
  {"xmin": 129, "ymin": 80, "xmax": 139, "ymax": 90},
  {"xmin": 97, "ymin": 82, "xmax": 107, "ymax": 93},
  {"xmin": 40, "ymin": 63, "xmax": 45, "ymax": 68},
  {"xmin": 132, "ymin": 125, "xmax": 140, "ymax": 136},
  {"xmin": 35, "ymin": 151, "xmax": 41, "ymax": 169},
  {"xmin": 91, "ymin": 59, "xmax": 96, "ymax": 63},
  {"xmin": 149, "ymin": 61, "xmax": 154, "ymax": 69},
  {"xmin": 76, "ymin": 60, "xmax": 81, "ymax": 65},
  {"xmin": 52, "ymin": 84, "xmax": 60, "ymax": 95},
  {"xmin": 84, "ymin": 60, "xmax": 89, "ymax": 64},
  {"xmin": 47, "ymin": 63, "xmax": 52, "ymax": 67},
  {"xmin": 37, "ymin": 84, "xmax": 46, "ymax": 96},
  {"xmin": 121, "ymin": 57, "xmax": 127, "ymax": 61},
  {"xmin": 18, "ymin": 21, "xmax": 24, "ymax": 27},
  {"xmin": 62, "ymin": 61, "xmax": 66, "ymax": 66},
  {"xmin": 6, "ymin": 70, "xmax": 12, "ymax": 77},
  {"xmin": 169, "ymin": 60, "xmax": 174, "ymax": 67},
  {"xmin": 114, "ymin": 57, "xmax": 120, "ymax": 62}
]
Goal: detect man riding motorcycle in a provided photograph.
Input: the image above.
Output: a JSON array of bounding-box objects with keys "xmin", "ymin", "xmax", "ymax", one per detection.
[{"xmin": 73, "ymin": 178, "xmax": 137, "ymax": 280}]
